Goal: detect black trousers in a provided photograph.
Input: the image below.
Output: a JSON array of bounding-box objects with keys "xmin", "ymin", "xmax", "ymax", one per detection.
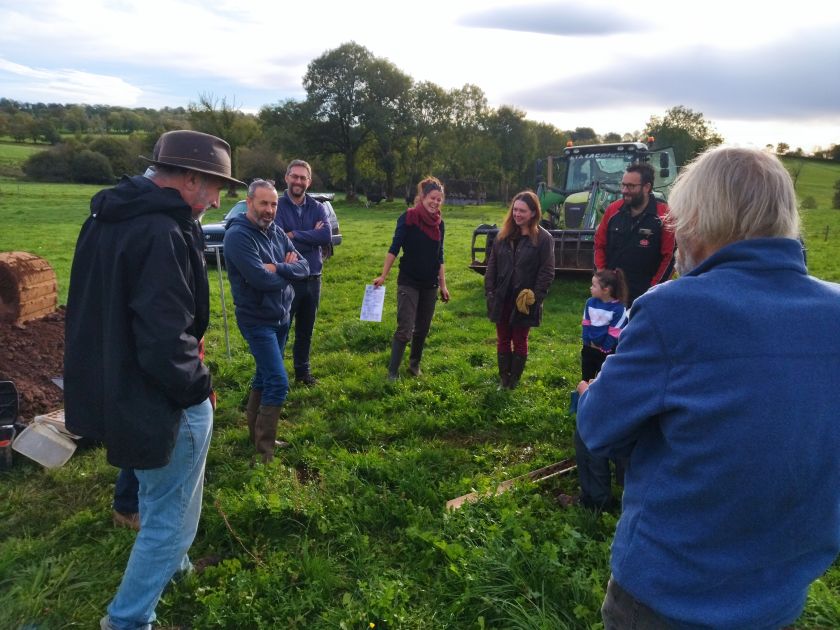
[{"xmin": 581, "ymin": 344, "xmax": 609, "ymax": 381}]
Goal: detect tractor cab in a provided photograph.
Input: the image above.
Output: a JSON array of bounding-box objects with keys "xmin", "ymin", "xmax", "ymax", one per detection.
[
  {"xmin": 469, "ymin": 141, "xmax": 677, "ymax": 276},
  {"xmin": 543, "ymin": 142, "xmax": 676, "ymax": 230}
]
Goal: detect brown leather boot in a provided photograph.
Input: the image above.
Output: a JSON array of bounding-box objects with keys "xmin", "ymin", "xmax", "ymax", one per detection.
[
  {"xmin": 245, "ymin": 388, "xmax": 262, "ymax": 445},
  {"xmin": 254, "ymin": 405, "xmax": 282, "ymax": 463}
]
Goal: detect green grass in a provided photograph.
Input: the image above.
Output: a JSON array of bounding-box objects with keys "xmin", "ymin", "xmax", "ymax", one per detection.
[
  {"xmin": 0, "ymin": 142, "xmax": 46, "ymax": 178},
  {"xmin": 1, "ymin": 171, "xmax": 839, "ymax": 628}
]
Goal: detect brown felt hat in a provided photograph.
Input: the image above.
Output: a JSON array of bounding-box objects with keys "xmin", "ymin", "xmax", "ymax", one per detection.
[{"xmin": 141, "ymin": 130, "xmax": 245, "ymax": 186}]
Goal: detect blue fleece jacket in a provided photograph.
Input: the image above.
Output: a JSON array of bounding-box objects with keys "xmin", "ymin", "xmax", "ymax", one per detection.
[
  {"xmin": 223, "ymin": 214, "xmax": 309, "ymax": 327},
  {"xmin": 273, "ymin": 192, "xmax": 331, "ymax": 276},
  {"xmin": 577, "ymin": 238, "xmax": 840, "ymax": 630}
]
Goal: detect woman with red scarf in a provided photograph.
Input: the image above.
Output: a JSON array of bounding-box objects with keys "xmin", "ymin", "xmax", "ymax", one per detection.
[{"xmin": 373, "ymin": 176, "xmax": 450, "ymax": 380}]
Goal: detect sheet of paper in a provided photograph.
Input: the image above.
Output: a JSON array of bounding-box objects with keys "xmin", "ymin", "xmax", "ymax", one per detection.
[{"xmin": 360, "ymin": 284, "xmax": 386, "ymax": 322}]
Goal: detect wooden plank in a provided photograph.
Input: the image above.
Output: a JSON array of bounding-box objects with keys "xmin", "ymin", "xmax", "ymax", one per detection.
[{"xmin": 446, "ymin": 458, "xmax": 576, "ymax": 511}]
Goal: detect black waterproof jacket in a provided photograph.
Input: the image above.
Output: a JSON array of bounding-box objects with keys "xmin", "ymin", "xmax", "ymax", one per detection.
[
  {"xmin": 64, "ymin": 175, "xmax": 211, "ymax": 468},
  {"xmin": 484, "ymin": 226, "xmax": 555, "ymax": 327}
]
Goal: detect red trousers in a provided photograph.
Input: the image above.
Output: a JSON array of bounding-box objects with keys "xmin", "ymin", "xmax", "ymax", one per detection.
[{"xmin": 496, "ymin": 301, "xmax": 530, "ymax": 356}]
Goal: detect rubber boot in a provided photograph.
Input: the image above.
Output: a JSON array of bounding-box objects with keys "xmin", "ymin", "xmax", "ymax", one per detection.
[
  {"xmin": 245, "ymin": 388, "xmax": 262, "ymax": 445},
  {"xmin": 388, "ymin": 339, "xmax": 407, "ymax": 381},
  {"xmin": 254, "ymin": 405, "xmax": 282, "ymax": 463},
  {"xmin": 508, "ymin": 353, "xmax": 527, "ymax": 389},
  {"xmin": 497, "ymin": 352, "xmax": 512, "ymax": 389},
  {"xmin": 408, "ymin": 339, "xmax": 425, "ymax": 377}
]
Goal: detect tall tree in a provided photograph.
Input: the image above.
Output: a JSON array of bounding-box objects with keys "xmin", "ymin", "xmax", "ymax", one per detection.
[
  {"xmin": 259, "ymin": 98, "xmax": 315, "ymax": 157},
  {"xmin": 645, "ymin": 105, "xmax": 723, "ymax": 166},
  {"xmin": 188, "ymin": 94, "xmax": 259, "ymax": 192},
  {"xmin": 487, "ymin": 106, "xmax": 537, "ymax": 198},
  {"xmin": 440, "ymin": 84, "xmax": 495, "ymax": 181},
  {"xmin": 570, "ymin": 127, "xmax": 599, "ymax": 144},
  {"xmin": 403, "ymin": 81, "xmax": 451, "ymax": 198},
  {"xmin": 364, "ymin": 57, "xmax": 413, "ymax": 200},
  {"xmin": 303, "ymin": 42, "xmax": 376, "ymax": 200},
  {"xmin": 532, "ymin": 121, "xmax": 569, "ymax": 157}
]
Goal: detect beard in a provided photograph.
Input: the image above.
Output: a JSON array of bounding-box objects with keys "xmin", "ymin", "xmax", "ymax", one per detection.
[
  {"xmin": 676, "ymin": 246, "xmax": 699, "ymax": 276},
  {"xmin": 289, "ymin": 183, "xmax": 306, "ymax": 199},
  {"xmin": 624, "ymin": 191, "xmax": 645, "ymax": 209},
  {"xmin": 256, "ymin": 217, "xmax": 273, "ymax": 229}
]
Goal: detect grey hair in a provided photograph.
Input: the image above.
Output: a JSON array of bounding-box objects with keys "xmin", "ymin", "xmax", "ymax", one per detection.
[
  {"xmin": 285, "ymin": 159, "xmax": 312, "ymax": 178},
  {"xmin": 247, "ymin": 178, "xmax": 277, "ymax": 198},
  {"xmin": 667, "ymin": 146, "xmax": 800, "ymax": 251},
  {"xmin": 145, "ymin": 163, "xmax": 188, "ymax": 179}
]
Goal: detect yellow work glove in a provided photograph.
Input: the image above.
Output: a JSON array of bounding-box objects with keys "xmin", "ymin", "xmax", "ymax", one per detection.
[{"xmin": 515, "ymin": 289, "xmax": 535, "ymax": 314}]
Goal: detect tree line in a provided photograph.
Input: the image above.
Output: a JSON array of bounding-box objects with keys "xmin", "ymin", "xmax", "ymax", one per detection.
[{"xmin": 3, "ymin": 41, "xmax": 838, "ymax": 197}]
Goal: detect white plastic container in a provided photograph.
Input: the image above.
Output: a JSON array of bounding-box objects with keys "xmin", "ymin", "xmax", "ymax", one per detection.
[{"xmin": 12, "ymin": 420, "xmax": 77, "ymax": 468}]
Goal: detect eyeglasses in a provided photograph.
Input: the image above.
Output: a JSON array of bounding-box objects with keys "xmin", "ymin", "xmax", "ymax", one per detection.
[
  {"xmin": 288, "ymin": 173, "xmax": 310, "ymax": 182},
  {"xmin": 620, "ymin": 182, "xmax": 642, "ymax": 190}
]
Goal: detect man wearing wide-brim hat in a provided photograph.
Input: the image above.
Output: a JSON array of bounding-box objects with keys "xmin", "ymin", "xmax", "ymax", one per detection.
[{"xmin": 64, "ymin": 130, "xmax": 244, "ymax": 630}]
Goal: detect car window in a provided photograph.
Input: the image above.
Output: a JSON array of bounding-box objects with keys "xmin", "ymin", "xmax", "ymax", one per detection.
[{"xmin": 224, "ymin": 201, "xmax": 247, "ymax": 222}]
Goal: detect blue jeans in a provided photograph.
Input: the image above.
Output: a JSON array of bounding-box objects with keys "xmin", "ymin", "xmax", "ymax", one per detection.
[
  {"xmin": 289, "ymin": 276, "xmax": 321, "ymax": 377},
  {"xmin": 238, "ymin": 321, "xmax": 291, "ymax": 406},
  {"xmin": 105, "ymin": 399, "xmax": 213, "ymax": 630},
  {"xmin": 574, "ymin": 428, "xmax": 613, "ymax": 509},
  {"xmin": 113, "ymin": 468, "xmax": 139, "ymax": 514}
]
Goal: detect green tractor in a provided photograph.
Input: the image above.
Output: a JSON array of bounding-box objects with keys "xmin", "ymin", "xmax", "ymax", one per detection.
[{"xmin": 469, "ymin": 141, "xmax": 677, "ymax": 275}]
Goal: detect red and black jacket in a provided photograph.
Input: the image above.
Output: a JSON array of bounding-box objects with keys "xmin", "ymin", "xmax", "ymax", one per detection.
[{"xmin": 594, "ymin": 196, "xmax": 675, "ymax": 304}]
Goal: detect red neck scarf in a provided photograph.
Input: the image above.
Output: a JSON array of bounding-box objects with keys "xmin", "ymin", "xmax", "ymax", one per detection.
[{"xmin": 406, "ymin": 202, "xmax": 442, "ymax": 241}]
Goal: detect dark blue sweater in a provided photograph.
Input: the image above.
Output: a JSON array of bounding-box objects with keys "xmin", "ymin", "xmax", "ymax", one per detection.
[
  {"xmin": 223, "ymin": 214, "xmax": 309, "ymax": 326},
  {"xmin": 273, "ymin": 192, "xmax": 331, "ymax": 276},
  {"xmin": 387, "ymin": 212, "xmax": 445, "ymax": 289}
]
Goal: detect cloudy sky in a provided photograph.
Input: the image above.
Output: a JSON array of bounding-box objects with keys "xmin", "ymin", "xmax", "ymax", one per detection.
[{"xmin": 1, "ymin": 0, "xmax": 839, "ymax": 152}]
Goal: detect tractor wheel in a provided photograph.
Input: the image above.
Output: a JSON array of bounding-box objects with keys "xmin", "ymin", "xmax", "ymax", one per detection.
[{"xmin": 0, "ymin": 252, "xmax": 57, "ymax": 325}]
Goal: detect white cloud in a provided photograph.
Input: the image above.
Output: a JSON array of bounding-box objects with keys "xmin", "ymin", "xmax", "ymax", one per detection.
[
  {"xmin": 0, "ymin": 0, "xmax": 838, "ymax": 149},
  {"xmin": 0, "ymin": 58, "xmax": 144, "ymax": 105}
]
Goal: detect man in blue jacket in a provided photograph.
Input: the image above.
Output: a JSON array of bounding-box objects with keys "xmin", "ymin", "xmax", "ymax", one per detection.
[
  {"xmin": 274, "ymin": 159, "xmax": 332, "ymax": 386},
  {"xmin": 65, "ymin": 130, "xmax": 244, "ymax": 630},
  {"xmin": 224, "ymin": 179, "xmax": 309, "ymax": 462},
  {"xmin": 576, "ymin": 147, "xmax": 840, "ymax": 630}
]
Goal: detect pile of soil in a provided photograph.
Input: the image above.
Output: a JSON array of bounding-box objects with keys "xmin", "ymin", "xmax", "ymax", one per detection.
[{"xmin": 0, "ymin": 308, "xmax": 65, "ymax": 420}]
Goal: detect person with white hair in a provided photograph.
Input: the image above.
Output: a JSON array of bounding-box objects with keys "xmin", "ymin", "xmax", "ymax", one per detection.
[{"xmin": 575, "ymin": 146, "xmax": 840, "ymax": 629}]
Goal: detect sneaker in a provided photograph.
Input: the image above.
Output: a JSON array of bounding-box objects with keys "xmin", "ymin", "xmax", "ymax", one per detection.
[
  {"xmin": 295, "ymin": 373, "xmax": 318, "ymax": 386},
  {"xmin": 112, "ymin": 509, "xmax": 140, "ymax": 531}
]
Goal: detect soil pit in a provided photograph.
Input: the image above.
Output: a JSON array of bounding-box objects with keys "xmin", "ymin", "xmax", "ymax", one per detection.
[{"xmin": 0, "ymin": 308, "xmax": 65, "ymax": 420}]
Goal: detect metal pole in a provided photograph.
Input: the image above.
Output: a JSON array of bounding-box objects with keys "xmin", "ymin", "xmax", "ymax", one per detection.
[{"xmin": 214, "ymin": 247, "xmax": 231, "ymax": 359}]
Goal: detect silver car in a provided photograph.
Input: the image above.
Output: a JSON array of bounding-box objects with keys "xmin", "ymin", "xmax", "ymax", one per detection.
[{"xmin": 202, "ymin": 193, "xmax": 341, "ymax": 264}]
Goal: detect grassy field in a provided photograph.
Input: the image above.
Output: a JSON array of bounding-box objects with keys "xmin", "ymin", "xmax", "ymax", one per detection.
[
  {"xmin": 1, "ymin": 160, "xmax": 840, "ymax": 628},
  {"xmin": 0, "ymin": 141, "xmax": 45, "ymax": 178}
]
